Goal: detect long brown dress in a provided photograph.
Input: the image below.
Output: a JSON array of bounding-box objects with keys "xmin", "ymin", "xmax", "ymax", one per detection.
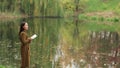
[{"xmin": 19, "ymin": 31, "xmax": 31, "ymax": 68}]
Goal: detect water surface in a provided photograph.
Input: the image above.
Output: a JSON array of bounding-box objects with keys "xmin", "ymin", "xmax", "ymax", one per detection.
[{"xmin": 0, "ymin": 18, "xmax": 120, "ymax": 68}]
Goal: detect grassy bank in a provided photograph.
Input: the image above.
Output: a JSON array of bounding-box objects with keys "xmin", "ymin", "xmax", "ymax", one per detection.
[
  {"xmin": 0, "ymin": 12, "xmax": 28, "ymax": 21},
  {"xmin": 0, "ymin": 12, "xmax": 27, "ymax": 18},
  {"xmin": 82, "ymin": 0, "xmax": 120, "ymax": 13},
  {"xmin": 79, "ymin": 12, "xmax": 120, "ymax": 22},
  {"xmin": 78, "ymin": 0, "xmax": 120, "ymax": 21},
  {"xmin": 1, "ymin": 0, "xmax": 120, "ymax": 20}
]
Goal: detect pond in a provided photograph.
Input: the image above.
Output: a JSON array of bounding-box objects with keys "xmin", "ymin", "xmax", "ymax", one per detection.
[{"xmin": 0, "ymin": 18, "xmax": 120, "ymax": 68}]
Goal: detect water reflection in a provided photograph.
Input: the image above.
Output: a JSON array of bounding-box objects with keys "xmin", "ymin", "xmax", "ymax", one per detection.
[
  {"xmin": 87, "ymin": 31, "xmax": 120, "ymax": 68},
  {"xmin": 53, "ymin": 20, "xmax": 120, "ymax": 68},
  {"xmin": 0, "ymin": 18, "xmax": 120, "ymax": 68},
  {"xmin": 54, "ymin": 30, "xmax": 120, "ymax": 68},
  {"xmin": 0, "ymin": 18, "xmax": 61, "ymax": 68}
]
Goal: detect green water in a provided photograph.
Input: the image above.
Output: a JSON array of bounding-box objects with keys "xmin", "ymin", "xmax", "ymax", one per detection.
[
  {"xmin": 0, "ymin": 18, "xmax": 61, "ymax": 68},
  {"xmin": 0, "ymin": 18, "xmax": 120, "ymax": 68}
]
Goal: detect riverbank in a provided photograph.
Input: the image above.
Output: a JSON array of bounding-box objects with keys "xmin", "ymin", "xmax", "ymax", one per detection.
[
  {"xmin": 0, "ymin": 11, "xmax": 119, "ymax": 22},
  {"xmin": 0, "ymin": 12, "xmax": 28, "ymax": 21},
  {"xmin": 0, "ymin": 12, "xmax": 63, "ymax": 21},
  {"xmin": 79, "ymin": 11, "xmax": 120, "ymax": 22}
]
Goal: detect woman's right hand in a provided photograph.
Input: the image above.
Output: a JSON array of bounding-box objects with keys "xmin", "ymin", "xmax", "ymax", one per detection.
[{"xmin": 28, "ymin": 38, "xmax": 32, "ymax": 43}]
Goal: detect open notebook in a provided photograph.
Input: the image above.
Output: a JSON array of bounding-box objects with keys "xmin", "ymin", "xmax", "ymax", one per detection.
[{"xmin": 31, "ymin": 34, "xmax": 37, "ymax": 39}]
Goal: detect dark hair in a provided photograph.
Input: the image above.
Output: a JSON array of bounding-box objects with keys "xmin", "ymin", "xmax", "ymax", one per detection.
[{"xmin": 19, "ymin": 22, "xmax": 26, "ymax": 35}]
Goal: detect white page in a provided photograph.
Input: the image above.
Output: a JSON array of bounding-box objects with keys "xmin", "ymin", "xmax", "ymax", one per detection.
[{"xmin": 31, "ymin": 34, "xmax": 37, "ymax": 39}]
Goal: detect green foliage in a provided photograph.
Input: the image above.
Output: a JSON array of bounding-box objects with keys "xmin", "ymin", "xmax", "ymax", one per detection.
[
  {"xmin": 79, "ymin": 14, "xmax": 120, "ymax": 22},
  {"xmin": 114, "ymin": 3, "xmax": 120, "ymax": 15},
  {"xmin": 60, "ymin": 0, "xmax": 75, "ymax": 17},
  {"xmin": 79, "ymin": 14, "xmax": 88, "ymax": 20},
  {"xmin": 0, "ymin": 65, "xmax": 13, "ymax": 68},
  {"xmin": 0, "ymin": 0, "xmax": 64, "ymax": 17},
  {"xmin": 1, "ymin": 0, "xmax": 120, "ymax": 17},
  {"xmin": 79, "ymin": 0, "xmax": 120, "ymax": 14},
  {"xmin": 0, "ymin": 65, "xmax": 5, "ymax": 68}
]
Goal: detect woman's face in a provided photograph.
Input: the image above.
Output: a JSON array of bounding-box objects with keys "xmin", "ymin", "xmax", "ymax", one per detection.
[{"xmin": 23, "ymin": 23, "xmax": 28, "ymax": 30}]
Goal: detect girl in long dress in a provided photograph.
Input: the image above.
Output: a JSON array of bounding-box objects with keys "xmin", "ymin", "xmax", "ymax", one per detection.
[{"xmin": 19, "ymin": 22, "xmax": 32, "ymax": 68}]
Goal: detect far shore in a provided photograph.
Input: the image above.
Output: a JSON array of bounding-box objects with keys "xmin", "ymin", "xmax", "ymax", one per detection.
[
  {"xmin": 0, "ymin": 14, "xmax": 63, "ymax": 21},
  {"xmin": 0, "ymin": 12, "xmax": 29, "ymax": 21},
  {"xmin": 0, "ymin": 11, "xmax": 119, "ymax": 21},
  {"xmin": 0, "ymin": 15, "xmax": 27, "ymax": 19}
]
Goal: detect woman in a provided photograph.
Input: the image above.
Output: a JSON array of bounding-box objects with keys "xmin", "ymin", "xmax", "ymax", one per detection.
[{"xmin": 19, "ymin": 22, "xmax": 32, "ymax": 68}]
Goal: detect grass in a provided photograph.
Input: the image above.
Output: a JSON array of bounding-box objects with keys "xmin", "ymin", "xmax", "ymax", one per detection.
[
  {"xmin": 82, "ymin": 0, "xmax": 120, "ymax": 13},
  {"xmin": 78, "ymin": 0, "xmax": 120, "ymax": 22},
  {"xmin": 79, "ymin": 14, "xmax": 120, "ymax": 22},
  {"xmin": 0, "ymin": 65, "xmax": 5, "ymax": 68}
]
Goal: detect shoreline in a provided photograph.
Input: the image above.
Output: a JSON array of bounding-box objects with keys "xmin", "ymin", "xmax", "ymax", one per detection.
[
  {"xmin": 79, "ymin": 11, "xmax": 120, "ymax": 22},
  {"xmin": 0, "ymin": 12, "xmax": 28, "ymax": 21},
  {"xmin": 0, "ymin": 11, "xmax": 119, "ymax": 21}
]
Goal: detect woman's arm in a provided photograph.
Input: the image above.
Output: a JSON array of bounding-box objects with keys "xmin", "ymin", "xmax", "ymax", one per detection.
[{"xmin": 20, "ymin": 32, "xmax": 31, "ymax": 45}]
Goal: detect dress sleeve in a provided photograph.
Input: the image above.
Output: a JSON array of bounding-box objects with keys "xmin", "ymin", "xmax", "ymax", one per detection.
[{"xmin": 20, "ymin": 32, "xmax": 31, "ymax": 45}]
